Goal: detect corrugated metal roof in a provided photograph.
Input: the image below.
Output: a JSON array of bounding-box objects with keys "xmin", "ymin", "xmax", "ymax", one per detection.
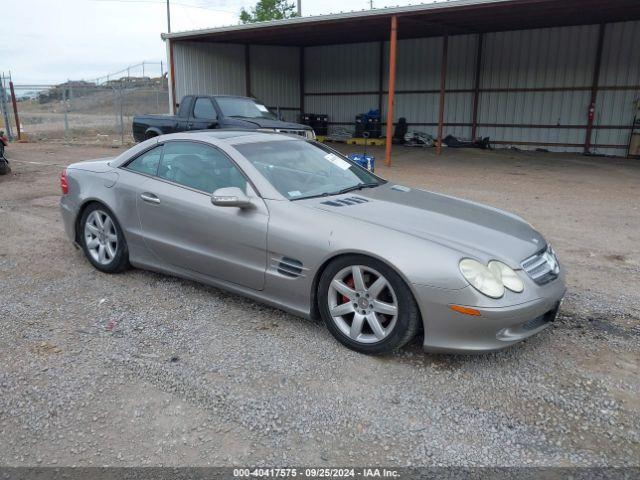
[
  {"xmin": 162, "ymin": 0, "xmax": 512, "ymax": 40},
  {"xmin": 162, "ymin": 0, "xmax": 640, "ymax": 46}
]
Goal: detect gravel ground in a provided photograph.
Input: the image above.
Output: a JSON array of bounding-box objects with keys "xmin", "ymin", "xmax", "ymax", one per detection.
[{"xmin": 0, "ymin": 142, "xmax": 638, "ymax": 467}]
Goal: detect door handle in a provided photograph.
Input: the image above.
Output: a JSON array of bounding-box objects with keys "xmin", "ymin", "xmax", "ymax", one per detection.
[{"xmin": 140, "ymin": 192, "xmax": 160, "ymax": 204}]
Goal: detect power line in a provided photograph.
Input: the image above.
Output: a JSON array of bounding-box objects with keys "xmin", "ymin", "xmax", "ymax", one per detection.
[{"xmin": 89, "ymin": 0, "xmax": 239, "ymax": 14}]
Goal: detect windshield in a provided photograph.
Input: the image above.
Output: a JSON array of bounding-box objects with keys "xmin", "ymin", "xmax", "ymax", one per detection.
[
  {"xmin": 234, "ymin": 140, "xmax": 384, "ymax": 200},
  {"xmin": 216, "ymin": 97, "xmax": 277, "ymax": 120}
]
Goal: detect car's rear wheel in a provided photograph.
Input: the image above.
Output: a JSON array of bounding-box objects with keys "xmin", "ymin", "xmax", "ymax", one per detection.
[
  {"xmin": 318, "ymin": 255, "xmax": 420, "ymax": 355},
  {"xmin": 80, "ymin": 204, "xmax": 129, "ymax": 273}
]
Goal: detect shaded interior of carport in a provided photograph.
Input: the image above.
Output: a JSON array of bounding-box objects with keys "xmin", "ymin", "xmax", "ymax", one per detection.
[{"xmin": 163, "ymin": 0, "xmax": 640, "ymax": 164}]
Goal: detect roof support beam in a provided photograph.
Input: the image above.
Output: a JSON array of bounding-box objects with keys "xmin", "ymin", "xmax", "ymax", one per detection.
[
  {"xmin": 9, "ymin": 80, "xmax": 21, "ymax": 141},
  {"xmin": 245, "ymin": 44, "xmax": 252, "ymax": 97},
  {"xmin": 436, "ymin": 33, "xmax": 449, "ymax": 155},
  {"xmin": 378, "ymin": 41, "xmax": 385, "ymax": 115},
  {"xmin": 471, "ymin": 33, "xmax": 483, "ymax": 140},
  {"xmin": 384, "ymin": 15, "xmax": 398, "ymax": 167},
  {"xmin": 168, "ymin": 39, "xmax": 177, "ymax": 114},
  {"xmin": 584, "ymin": 23, "xmax": 606, "ymax": 155},
  {"xmin": 299, "ymin": 47, "xmax": 305, "ymax": 116}
]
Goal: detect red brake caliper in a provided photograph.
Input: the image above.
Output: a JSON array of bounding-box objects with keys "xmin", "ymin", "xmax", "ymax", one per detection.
[{"xmin": 342, "ymin": 276, "xmax": 355, "ymax": 304}]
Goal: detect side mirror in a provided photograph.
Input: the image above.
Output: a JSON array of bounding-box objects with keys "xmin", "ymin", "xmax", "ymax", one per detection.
[{"xmin": 211, "ymin": 187, "xmax": 253, "ymax": 208}]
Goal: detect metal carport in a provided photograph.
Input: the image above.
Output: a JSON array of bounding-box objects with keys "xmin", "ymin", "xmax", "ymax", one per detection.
[{"xmin": 162, "ymin": 0, "xmax": 640, "ymax": 164}]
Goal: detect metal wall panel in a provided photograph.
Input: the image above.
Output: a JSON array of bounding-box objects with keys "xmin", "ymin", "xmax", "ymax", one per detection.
[
  {"xmin": 250, "ymin": 45, "xmax": 300, "ymax": 110},
  {"xmin": 379, "ymin": 35, "xmax": 477, "ymax": 137},
  {"xmin": 171, "ymin": 20, "xmax": 639, "ymax": 156},
  {"xmin": 593, "ymin": 89, "xmax": 638, "ymax": 155},
  {"xmin": 599, "ymin": 21, "xmax": 640, "ymax": 87},
  {"xmin": 305, "ymin": 42, "xmax": 380, "ymax": 93},
  {"xmin": 481, "ymin": 25, "xmax": 598, "ymax": 89},
  {"xmin": 304, "ymin": 42, "xmax": 380, "ymax": 129},
  {"xmin": 478, "ymin": 90, "xmax": 591, "ymax": 125},
  {"xmin": 476, "ymin": 20, "xmax": 640, "ymax": 155},
  {"xmin": 380, "ymin": 92, "xmax": 473, "ymax": 138},
  {"xmin": 385, "ymin": 37, "xmax": 442, "ymax": 91},
  {"xmin": 447, "ymin": 34, "xmax": 479, "ymax": 90},
  {"xmin": 594, "ymin": 21, "xmax": 640, "ymax": 155},
  {"xmin": 477, "ymin": 24, "xmax": 598, "ymax": 152},
  {"xmin": 172, "ymin": 42, "xmax": 245, "ymax": 99}
]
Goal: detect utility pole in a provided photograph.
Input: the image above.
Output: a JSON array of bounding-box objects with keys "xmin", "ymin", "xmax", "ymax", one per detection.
[
  {"xmin": 297, "ymin": 0, "xmax": 301, "ymax": 16},
  {"xmin": 369, "ymin": 0, "xmax": 373, "ymax": 9},
  {"xmin": 166, "ymin": 0, "xmax": 171, "ymax": 33},
  {"xmin": 0, "ymin": 74, "xmax": 13, "ymax": 140}
]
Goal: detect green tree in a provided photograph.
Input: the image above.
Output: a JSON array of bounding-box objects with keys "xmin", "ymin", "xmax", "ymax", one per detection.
[{"xmin": 239, "ymin": 0, "xmax": 298, "ymax": 24}]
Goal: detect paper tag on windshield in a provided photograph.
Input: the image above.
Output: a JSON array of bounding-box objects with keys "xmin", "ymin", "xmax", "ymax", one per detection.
[
  {"xmin": 324, "ymin": 153, "xmax": 350, "ymax": 170},
  {"xmin": 288, "ymin": 190, "xmax": 301, "ymax": 197},
  {"xmin": 256, "ymin": 104, "xmax": 269, "ymax": 112}
]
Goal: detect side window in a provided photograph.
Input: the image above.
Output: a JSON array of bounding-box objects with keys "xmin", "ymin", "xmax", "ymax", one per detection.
[
  {"xmin": 126, "ymin": 145, "xmax": 162, "ymax": 176},
  {"xmin": 177, "ymin": 96, "xmax": 193, "ymax": 118},
  {"xmin": 193, "ymin": 98, "xmax": 217, "ymax": 120},
  {"xmin": 158, "ymin": 141, "xmax": 247, "ymax": 194}
]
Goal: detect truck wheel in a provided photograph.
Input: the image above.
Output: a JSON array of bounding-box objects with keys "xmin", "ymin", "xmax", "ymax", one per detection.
[{"xmin": 0, "ymin": 159, "xmax": 10, "ymax": 176}]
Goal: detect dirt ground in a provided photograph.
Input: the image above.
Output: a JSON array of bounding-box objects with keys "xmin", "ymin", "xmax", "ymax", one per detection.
[{"xmin": 0, "ymin": 141, "xmax": 638, "ymax": 467}]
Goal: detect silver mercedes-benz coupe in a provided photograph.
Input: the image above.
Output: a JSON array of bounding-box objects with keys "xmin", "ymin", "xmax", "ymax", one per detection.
[{"xmin": 60, "ymin": 130, "xmax": 565, "ymax": 354}]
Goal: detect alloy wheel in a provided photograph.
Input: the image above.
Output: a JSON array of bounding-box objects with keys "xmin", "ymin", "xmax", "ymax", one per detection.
[
  {"xmin": 328, "ymin": 265, "xmax": 399, "ymax": 344},
  {"xmin": 84, "ymin": 210, "xmax": 118, "ymax": 265}
]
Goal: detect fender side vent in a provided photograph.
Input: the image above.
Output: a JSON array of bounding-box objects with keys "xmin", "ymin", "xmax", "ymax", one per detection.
[
  {"xmin": 321, "ymin": 196, "xmax": 369, "ymax": 207},
  {"xmin": 277, "ymin": 257, "xmax": 304, "ymax": 278}
]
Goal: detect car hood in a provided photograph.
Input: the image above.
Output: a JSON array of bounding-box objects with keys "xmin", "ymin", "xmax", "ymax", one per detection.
[
  {"xmin": 234, "ymin": 118, "xmax": 311, "ymax": 130},
  {"xmin": 305, "ymin": 183, "xmax": 545, "ymax": 266}
]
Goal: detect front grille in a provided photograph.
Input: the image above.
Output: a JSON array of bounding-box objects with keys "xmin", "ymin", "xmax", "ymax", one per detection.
[
  {"xmin": 521, "ymin": 245, "xmax": 560, "ymax": 285},
  {"xmin": 522, "ymin": 304, "xmax": 560, "ymax": 331},
  {"xmin": 522, "ymin": 315, "xmax": 548, "ymax": 331}
]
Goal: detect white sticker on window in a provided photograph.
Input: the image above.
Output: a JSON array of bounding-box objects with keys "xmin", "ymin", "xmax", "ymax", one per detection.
[
  {"xmin": 256, "ymin": 104, "xmax": 269, "ymax": 112},
  {"xmin": 288, "ymin": 190, "xmax": 302, "ymax": 197},
  {"xmin": 324, "ymin": 153, "xmax": 351, "ymax": 170}
]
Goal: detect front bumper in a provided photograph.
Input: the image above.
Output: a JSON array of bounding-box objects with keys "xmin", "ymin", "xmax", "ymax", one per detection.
[{"xmin": 413, "ymin": 273, "xmax": 566, "ymax": 353}]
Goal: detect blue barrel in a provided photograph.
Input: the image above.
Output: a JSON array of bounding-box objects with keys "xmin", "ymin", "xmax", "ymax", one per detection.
[{"xmin": 347, "ymin": 153, "xmax": 375, "ymax": 172}]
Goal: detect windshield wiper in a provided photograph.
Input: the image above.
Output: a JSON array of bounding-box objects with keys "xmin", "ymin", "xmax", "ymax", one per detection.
[
  {"xmin": 291, "ymin": 183, "xmax": 380, "ymax": 201},
  {"xmin": 291, "ymin": 192, "xmax": 333, "ymax": 201},
  {"xmin": 335, "ymin": 183, "xmax": 380, "ymax": 195}
]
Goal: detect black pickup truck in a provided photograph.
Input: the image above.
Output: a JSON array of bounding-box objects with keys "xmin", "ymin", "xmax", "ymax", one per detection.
[{"xmin": 132, "ymin": 95, "xmax": 314, "ymax": 142}]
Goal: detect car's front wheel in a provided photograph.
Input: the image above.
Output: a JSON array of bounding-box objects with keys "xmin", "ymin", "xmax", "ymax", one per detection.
[
  {"xmin": 80, "ymin": 203, "xmax": 129, "ymax": 273},
  {"xmin": 318, "ymin": 255, "xmax": 420, "ymax": 355}
]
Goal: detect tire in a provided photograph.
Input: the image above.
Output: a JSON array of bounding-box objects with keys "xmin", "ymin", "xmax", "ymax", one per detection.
[
  {"xmin": 318, "ymin": 254, "xmax": 420, "ymax": 355},
  {"xmin": 79, "ymin": 203, "xmax": 130, "ymax": 273},
  {"xmin": 0, "ymin": 159, "xmax": 9, "ymax": 176}
]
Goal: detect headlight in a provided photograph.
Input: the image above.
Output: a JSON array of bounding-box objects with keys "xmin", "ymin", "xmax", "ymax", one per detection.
[
  {"xmin": 459, "ymin": 259, "xmax": 505, "ymax": 299},
  {"xmin": 488, "ymin": 261, "xmax": 524, "ymax": 293}
]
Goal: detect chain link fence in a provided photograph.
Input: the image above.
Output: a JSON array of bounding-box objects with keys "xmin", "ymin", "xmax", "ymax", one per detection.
[{"xmin": 2, "ymin": 74, "xmax": 168, "ymax": 146}]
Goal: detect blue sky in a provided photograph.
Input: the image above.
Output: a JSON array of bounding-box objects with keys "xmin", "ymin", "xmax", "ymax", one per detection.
[{"xmin": 2, "ymin": 0, "xmax": 427, "ymax": 85}]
